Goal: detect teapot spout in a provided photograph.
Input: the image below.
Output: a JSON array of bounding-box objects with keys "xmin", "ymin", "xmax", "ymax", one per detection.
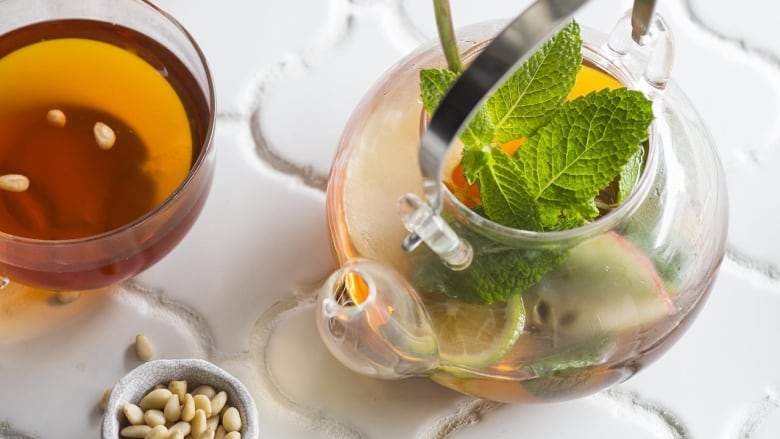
[{"xmin": 316, "ymin": 260, "xmax": 440, "ymax": 379}]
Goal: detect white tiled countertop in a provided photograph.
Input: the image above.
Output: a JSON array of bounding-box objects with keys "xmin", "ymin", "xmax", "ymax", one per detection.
[{"xmin": 2, "ymin": 0, "xmax": 780, "ymax": 437}]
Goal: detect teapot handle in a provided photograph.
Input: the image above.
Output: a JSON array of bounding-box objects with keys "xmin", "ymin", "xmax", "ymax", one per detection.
[{"xmin": 416, "ymin": 0, "xmax": 658, "ymax": 213}]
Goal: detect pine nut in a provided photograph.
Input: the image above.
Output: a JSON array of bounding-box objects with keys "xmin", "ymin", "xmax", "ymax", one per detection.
[
  {"xmin": 210, "ymin": 391, "xmax": 227, "ymax": 415},
  {"xmin": 193, "ymin": 394, "xmax": 212, "ymax": 417},
  {"xmin": 99, "ymin": 386, "xmax": 113, "ymax": 412},
  {"xmin": 119, "ymin": 424, "xmax": 151, "ymax": 438},
  {"xmin": 168, "ymin": 380, "xmax": 187, "ymax": 400},
  {"xmin": 163, "ymin": 393, "xmax": 181, "ymax": 423},
  {"xmin": 191, "ymin": 385, "xmax": 216, "ymax": 399},
  {"xmin": 122, "ymin": 380, "xmax": 246, "ymax": 438},
  {"xmin": 181, "ymin": 393, "xmax": 195, "ymax": 422},
  {"xmin": 56, "ymin": 290, "xmax": 81, "ymax": 304},
  {"xmin": 207, "ymin": 414, "xmax": 219, "ymax": 432},
  {"xmin": 144, "ymin": 424, "xmax": 168, "ymax": 439},
  {"xmin": 46, "ymin": 109, "xmax": 66, "ymax": 127},
  {"xmin": 222, "ymin": 407, "xmax": 241, "ymax": 432},
  {"xmin": 139, "ymin": 388, "xmax": 172, "ymax": 410},
  {"xmin": 122, "ymin": 403, "xmax": 144, "ymax": 425},
  {"xmin": 93, "ymin": 121, "xmax": 116, "ymax": 150},
  {"xmin": 143, "ymin": 409, "xmax": 165, "ymax": 427},
  {"xmin": 169, "ymin": 421, "xmax": 191, "ymax": 436},
  {"xmin": 134, "ymin": 334, "xmax": 154, "ymax": 362},
  {"xmin": 0, "ymin": 174, "xmax": 29, "ymax": 192},
  {"xmin": 191, "ymin": 409, "xmax": 207, "ymax": 438}
]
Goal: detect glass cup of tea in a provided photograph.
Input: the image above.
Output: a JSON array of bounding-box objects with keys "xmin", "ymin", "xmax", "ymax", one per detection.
[{"xmin": 0, "ymin": 0, "xmax": 215, "ymax": 301}]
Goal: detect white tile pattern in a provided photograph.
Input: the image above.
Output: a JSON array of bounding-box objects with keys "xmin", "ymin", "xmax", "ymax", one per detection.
[{"xmin": 1, "ymin": 0, "xmax": 779, "ymax": 438}]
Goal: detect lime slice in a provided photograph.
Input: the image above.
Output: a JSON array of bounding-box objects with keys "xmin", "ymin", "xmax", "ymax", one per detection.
[{"xmin": 422, "ymin": 292, "xmax": 525, "ymax": 369}]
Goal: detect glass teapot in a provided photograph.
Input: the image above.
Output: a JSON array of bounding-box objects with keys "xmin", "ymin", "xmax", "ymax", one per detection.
[{"xmin": 317, "ymin": 0, "xmax": 728, "ymax": 402}]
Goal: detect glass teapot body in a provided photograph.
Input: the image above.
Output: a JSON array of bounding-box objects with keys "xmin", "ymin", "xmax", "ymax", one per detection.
[{"xmin": 319, "ymin": 16, "xmax": 727, "ymax": 402}]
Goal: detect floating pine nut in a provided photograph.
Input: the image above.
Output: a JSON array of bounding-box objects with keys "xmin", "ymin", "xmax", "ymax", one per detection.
[
  {"xmin": 145, "ymin": 424, "xmax": 168, "ymax": 439},
  {"xmin": 93, "ymin": 121, "xmax": 116, "ymax": 150},
  {"xmin": 139, "ymin": 388, "xmax": 172, "ymax": 410},
  {"xmin": 181, "ymin": 393, "xmax": 195, "ymax": 422},
  {"xmin": 0, "ymin": 174, "xmax": 29, "ymax": 192},
  {"xmin": 191, "ymin": 409, "xmax": 207, "ymax": 438},
  {"xmin": 119, "ymin": 424, "xmax": 152, "ymax": 438},
  {"xmin": 56, "ymin": 290, "xmax": 81, "ymax": 304},
  {"xmin": 164, "ymin": 393, "xmax": 181, "ymax": 423},
  {"xmin": 210, "ymin": 391, "xmax": 227, "ymax": 415},
  {"xmin": 222, "ymin": 407, "xmax": 241, "ymax": 432},
  {"xmin": 122, "ymin": 403, "xmax": 144, "ymax": 425},
  {"xmin": 224, "ymin": 432, "xmax": 241, "ymax": 439},
  {"xmin": 192, "ymin": 385, "xmax": 216, "ymax": 399},
  {"xmin": 215, "ymin": 426, "xmax": 226, "ymax": 439},
  {"xmin": 99, "ymin": 386, "xmax": 113, "ymax": 412},
  {"xmin": 46, "ymin": 109, "xmax": 66, "ymax": 127},
  {"xmin": 168, "ymin": 380, "xmax": 187, "ymax": 400},
  {"xmin": 199, "ymin": 429, "xmax": 216, "ymax": 439},
  {"xmin": 143, "ymin": 409, "xmax": 166, "ymax": 427},
  {"xmin": 134, "ymin": 334, "xmax": 154, "ymax": 362},
  {"xmin": 193, "ymin": 394, "xmax": 212, "ymax": 417}
]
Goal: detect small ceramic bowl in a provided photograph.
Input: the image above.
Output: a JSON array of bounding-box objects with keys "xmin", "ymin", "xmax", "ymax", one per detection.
[{"xmin": 102, "ymin": 359, "xmax": 259, "ymax": 439}]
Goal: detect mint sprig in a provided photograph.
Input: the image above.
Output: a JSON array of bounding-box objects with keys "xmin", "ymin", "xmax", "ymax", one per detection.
[
  {"xmin": 487, "ymin": 21, "xmax": 582, "ymax": 143},
  {"xmin": 517, "ymin": 88, "xmax": 653, "ymax": 229},
  {"xmin": 416, "ymin": 20, "xmax": 653, "ymax": 303}
]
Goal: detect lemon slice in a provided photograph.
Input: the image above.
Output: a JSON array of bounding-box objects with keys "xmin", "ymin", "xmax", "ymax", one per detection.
[{"xmin": 422, "ymin": 292, "xmax": 525, "ymax": 369}]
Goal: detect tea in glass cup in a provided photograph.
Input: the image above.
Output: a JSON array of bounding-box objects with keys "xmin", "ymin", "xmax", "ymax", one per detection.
[{"xmin": 0, "ymin": 0, "xmax": 215, "ymax": 297}]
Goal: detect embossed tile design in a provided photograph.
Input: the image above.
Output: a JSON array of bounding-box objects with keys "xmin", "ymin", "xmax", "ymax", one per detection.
[{"xmin": 1, "ymin": 0, "xmax": 780, "ymax": 438}]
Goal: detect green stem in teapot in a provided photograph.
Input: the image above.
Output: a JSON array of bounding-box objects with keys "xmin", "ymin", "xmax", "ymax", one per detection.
[{"xmin": 432, "ymin": 0, "xmax": 463, "ymax": 73}]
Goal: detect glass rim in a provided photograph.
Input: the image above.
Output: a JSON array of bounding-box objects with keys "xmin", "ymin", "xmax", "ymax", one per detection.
[{"xmin": 0, "ymin": 0, "xmax": 217, "ymax": 247}]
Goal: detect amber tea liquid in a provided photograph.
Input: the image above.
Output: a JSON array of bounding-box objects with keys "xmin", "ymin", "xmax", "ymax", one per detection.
[
  {"xmin": 0, "ymin": 19, "xmax": 209, "ymax": 240},
  {"xmin": 0, "ymin": 19, "xmax": 212, "ymax": 289}
]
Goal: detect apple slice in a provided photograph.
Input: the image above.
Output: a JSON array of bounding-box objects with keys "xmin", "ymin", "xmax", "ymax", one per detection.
[{"xmin": 521, "ymin": 232, "xmax": 673, "ymax": 340}]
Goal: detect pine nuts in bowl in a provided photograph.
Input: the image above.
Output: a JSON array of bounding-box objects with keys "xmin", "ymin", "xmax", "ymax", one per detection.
[{"xmin": 102, "ymin": 359, "xmax": 259, "ymax": 439}]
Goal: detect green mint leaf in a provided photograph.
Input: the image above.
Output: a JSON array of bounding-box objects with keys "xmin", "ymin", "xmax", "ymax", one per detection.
[
  {"xmin": 487, "ymin": 20, "xmax": 582, "ymax": 143},
  {"xmin": 477, "ymin": 146, "xmax": 542, "ymax": 231},
  {"xmin": 515, "ymin": 88, "xmax": 653, "ymax": 229},
  {"xmin": 461, "ymin": 144, "xmax": 491, "ymax": 184},
  {"xmin": 618, "ymin": 147, "xmax": 644, "ymax": 203},
  {"xmin": 420, "ymin": 69, "xmax": 494, "ymax": 182},
  {"xmin": 412, "ymin": 219, "xmax": 565, "ymax": 304}
]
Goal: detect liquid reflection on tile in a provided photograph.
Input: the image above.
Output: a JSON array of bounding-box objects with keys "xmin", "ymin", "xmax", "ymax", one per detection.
[
  {"xmin": 0, "ymin": 282, "xmax": 206, "ymax": 437},
  {"xmin": 0, "ymin": 284, "xmax": 111, "ymax": 346},
  {"xmin": 251, "ymin": 292, "xmax": 479, "ymax": 439}
]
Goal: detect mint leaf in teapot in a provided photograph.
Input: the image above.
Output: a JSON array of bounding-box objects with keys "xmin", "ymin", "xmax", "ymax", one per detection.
[
  {"xmin": 516, "ymin": 88, "xmax": 653, "ymax": 229},
  {"xmin": 415, "ymin": 20, "xmax": 654, "ymax": 304},
  {"xmin": 475, "ymin": 146, "xmax": 541, "ymax": 231},
  {"xmin": 487, "ymin": 20, "xmax": 582, "ymax": 143}
]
